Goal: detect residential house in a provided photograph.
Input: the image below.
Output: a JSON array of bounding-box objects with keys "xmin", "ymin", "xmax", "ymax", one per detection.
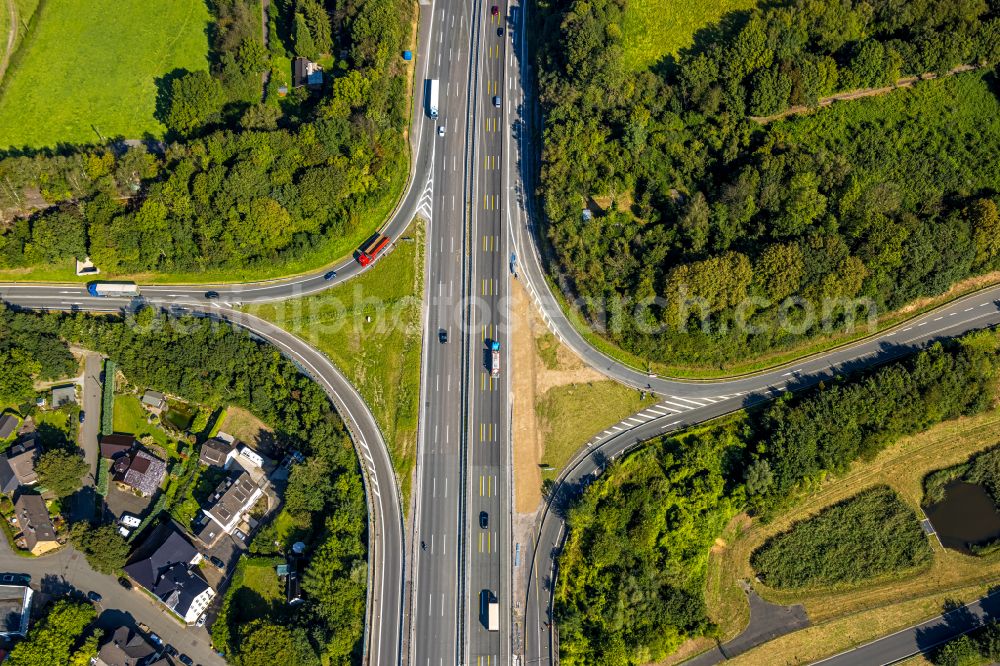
[
  {"xmin": 0, "ymin": 415, "xmax": 17, "ymax": 441},
  {"xmin": 13, "ymin": 494, "xmax": 58, "ymax": 556},
  {"xmin": 124, "ymin": 522, "xmax": 215, "ymax": 624},
  {"xmin": 0, "ymin": 435, "xmax": 40, "ymax": 494},
  {"xmin": 141, "ymin": 390, "xmax": 166, "ymax": 413},
  {"xmin": 95, "ymin": 626, "xmax": 159, "ymax": 666},
  {"xmin": 195, "ymin": 472, "xmax": 263, "ymax": 546},
  {"xmin": 198, "ymin": 436, "xmax": 235, "ymax": 468},
  {"xmin": 0, "ymin": 584, "xmax": 32, "ymax": 637},
  {"xmin": 100, "ymin": 434, "xmax": 136, "ymax": 460},
  {"xmin": 112, "ymin": 448, "xmax": 167, "ymax": 497},
  {"xmin": 237, "ymin": 445, "xmax": 264, "ymax": 469},
  {"xmin": 50, "ymin": 385, "xmax": 77, "ymax": 407},
  {"xmin": 293, "ymin": 57, "xmax": 324, "ymax": 89}
]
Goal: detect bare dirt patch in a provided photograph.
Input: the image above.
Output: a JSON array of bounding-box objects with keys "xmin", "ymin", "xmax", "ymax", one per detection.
[{"xmin": 220, "ymin": 406, "xmax": 273, "ymax": 450}]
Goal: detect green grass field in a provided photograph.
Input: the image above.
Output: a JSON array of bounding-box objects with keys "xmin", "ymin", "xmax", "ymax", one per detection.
[
  {"xmin": 245, "ymin": 220, "xmax": 425, "ymax": 509},
  {"xmin": 0, "ymin": 0, "xmax": 210, "ymax": 149},
  {"xmin": 535, "ymin": 381, "xmax": 656, "ymax": 480},
  {"xmin": 112, "ymin": 393, "xmax": 168, "ymax": 447},
  {"xmin": 621, "ymin": 0, "xmax": 757, "ymax": 71}
]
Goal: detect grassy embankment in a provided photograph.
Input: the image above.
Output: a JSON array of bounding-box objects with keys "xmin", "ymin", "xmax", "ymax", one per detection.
[
  {"xmin": 244, "ymin": 220, "xmax": 425, "ymax": 508},
  {"xmin": 707, "ymin": 407, "xmax": 1000, "ymax": 664}
]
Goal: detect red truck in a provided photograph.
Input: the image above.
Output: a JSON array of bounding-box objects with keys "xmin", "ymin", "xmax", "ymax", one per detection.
[{"xmin": 357, "ymin": 235, "xmax": 390, "ymax": 267}]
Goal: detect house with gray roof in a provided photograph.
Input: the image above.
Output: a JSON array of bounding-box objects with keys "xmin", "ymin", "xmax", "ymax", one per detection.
[
  {"xmin": 124, "ymin": 522, "xmax": 215, "ymax": 624},
  {"xmin": 95, "ymin": 625, "xmax": 159, "ymax": 666},
  {"xmin": 112, "ymin": 448, "xmax": 166, "ymax": 496},
  {"xmin": 50, "ymin": 385, "xmax": 76, "ymax": 407},
  {"xmin": 0, "ymin": 435, "xmax": 40, "ymax": 494}
]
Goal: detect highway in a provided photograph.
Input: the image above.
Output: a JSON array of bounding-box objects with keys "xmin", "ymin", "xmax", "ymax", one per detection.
[
  {"xmin": 3, "ymin": 0, "xmax": 1000, "ymax": 662},
  {"xmin": 408, "ymin": 0, "xmax": 477, "ymax": 663}
]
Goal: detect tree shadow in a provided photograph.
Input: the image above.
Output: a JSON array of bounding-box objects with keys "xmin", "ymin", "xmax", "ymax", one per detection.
[
  {"xmin": 915, "ymin": 593, "xmax": 1000, "ymax": 655},
  {"xmin": 153, "ymin": 68, "xmax": 191, "ymax": 138}
]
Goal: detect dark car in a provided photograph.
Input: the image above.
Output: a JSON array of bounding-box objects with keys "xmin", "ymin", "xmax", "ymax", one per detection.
[
  {"xmin": 178, "ymin": 655, "xmax": 194, "ymax": 666},
  {"xmin": 491, "ymin": 4, "xmax": 498, "ymax": 15},
  {"xmin": 1, "ymin": 574, "xmax": 29, "ymax": 585},
  {"xmin": 205, "ymin": 291, "xmax": 219, "ymax": 299},
  {"xmin": 163, "ymin": 645, "xmax": 179, "ymax": 657},
  {"xmin": 117, "ymin": 576, "xmax": 132, "ymax": 590},
  {"xmin": 497, "ymin": 27, "xmax": 504, "ymax": 36},
  {"xmin": 439, "ymin": 328, "xmax": 448, "ymax": 344},
  {"xmin": 324, "ymin": 270, "xmax": 337, "ymax": 280},
  {"xmin": 78, "ymin": 411, "xmax": 85, "ymax": 423},
  {"xmin": 87, "ymin": 591, "xmax": 102, "ymax": 603},
  {"xmin": 209, "ymin": 555, "xmax": 226, "ymax": 569},
  {"xmin": 479, "ymin": 511, "xmax": 489, "ymax": 529}
]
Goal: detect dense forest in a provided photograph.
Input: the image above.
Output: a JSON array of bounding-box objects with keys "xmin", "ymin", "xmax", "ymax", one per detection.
[
  {"xmin": 0, "ymin": 307, "xmax": 76, "ymax": 407},
  {"xmin": 750, "ymin": 486, "xmax": 931, "ymax": 588},
  {"xmin": 534, "ymin": 0, "xmax": 1000, "ymax": 366},
  {"xmin": 1, "ymin": 305, "xmax": 368, "ymax": 664},
  {"xmin": 554, "ymin": 329, "xmax": 1000, "ymax": 665},
  {"xmin": 0, "ymin": 0, "xmax": 412, "ymax": 274}
]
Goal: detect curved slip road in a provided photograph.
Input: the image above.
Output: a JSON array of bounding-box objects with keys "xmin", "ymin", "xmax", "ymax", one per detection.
[
  {"xmin": 0, "ymin": 296, "xmax": 406, "ymax": 666},
  {"xmin": 504, "ymin": 3, "xmax": 1000, "ymax": 665}
]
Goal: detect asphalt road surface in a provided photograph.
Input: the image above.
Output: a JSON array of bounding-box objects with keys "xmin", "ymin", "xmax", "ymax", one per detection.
[{"xmin": 813, "ymin": 589, "xmax": 1000, "ymax": 666}]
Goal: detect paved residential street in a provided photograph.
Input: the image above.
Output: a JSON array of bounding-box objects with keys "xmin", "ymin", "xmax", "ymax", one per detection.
[
  {"xmin": 0, "ymin": 539, "xmax": 225, "ymax": 665},
  {"xmin": 68, "ymin": 351, "xmax": 102, "ymax": 523}
]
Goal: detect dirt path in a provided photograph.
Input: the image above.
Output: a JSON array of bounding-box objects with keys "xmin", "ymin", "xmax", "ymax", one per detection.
[
  {"xmin": 751, "ymin": 64, "xmax": 978, "ymax": 124},
  {"xmin": 0, "ymin": 0, "xmax": 17, "ymax": 83}
]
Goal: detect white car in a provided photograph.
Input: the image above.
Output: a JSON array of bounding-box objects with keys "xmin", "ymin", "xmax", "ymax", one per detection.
[
  {"xmin": 437, "ymin": 126, "xmax": 445, "ymax": 137},
  {"xmin": 195, "ymin": 613, "xmax": 207, "ymax": 628}
]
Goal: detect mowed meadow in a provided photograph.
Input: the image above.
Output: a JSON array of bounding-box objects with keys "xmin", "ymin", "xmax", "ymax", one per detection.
[
  {"xmin": 621, "ymin": 0, "xmax": 756, "ymax": 70},
  {"xmin": 0, "ymin": 0, "xmax": 211, "ymax": 149}
]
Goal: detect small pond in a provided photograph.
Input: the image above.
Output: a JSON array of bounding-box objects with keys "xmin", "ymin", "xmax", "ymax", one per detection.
[
  {"xmin": 162, "ymin": 401, "xmax": 195, "ymax": 432},
  {"xmin": 925, "ymin": 481, "xmax": 1000, "ymax": 554}
]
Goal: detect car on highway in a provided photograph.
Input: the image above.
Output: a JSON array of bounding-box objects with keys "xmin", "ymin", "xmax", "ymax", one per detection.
[
  {"xmin": 439, "ymin": 328, "xmax": 448, "ymax": 344},
  {"xmin": 78, "ymin": 411, "xmax": 85, "ymax": 423},
  {"xmin": 491, "ymin": 4, "xmax": 498, "ymax": 15},
  {"xmin": 497, "ymin": 27, "xmax": 504, "ymax": 36},
  {"xmin": 479, "ymin": 511, "xmax": 489, "ymax": 529},
  {"xmin": 209, "ymin": 555, "xmax": 226, "ymax": 569},
  {"xmin": 117, "ymin": 576, "xmax": 132, "ymax": 589},
  {"xmin": 493, "ymin": 95, "xmax": 501, "ymax": 108},
  {"xmin": 86, "ymin": 590, "xmax": 102, "ymax": 603},
  {"xmin": 205, "ymin": 291, "xmax": 219, "ymax": 299},
  {"xmin": 324, "ymin": 270, "xmax": 337, "ymax": 280},
  {"xmin": 178, "ymin": 654, "xmax": 194, "ymax": 665},
  {"xmin": 438, "ymin": 126, "xmax": 445, "ymax": 137}
]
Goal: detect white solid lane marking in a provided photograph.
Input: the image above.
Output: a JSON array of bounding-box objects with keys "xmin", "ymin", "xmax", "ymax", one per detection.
[{"xmin": 670, "ymin": 395, "xmax": 707, "ymax": 407}]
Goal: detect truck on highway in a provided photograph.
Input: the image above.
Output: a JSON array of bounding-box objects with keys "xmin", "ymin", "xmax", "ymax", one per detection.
[
  {"xmin": 490, "ymin": 340, "xmax": 501, "ymax": 377},
  {"xmin": 357, "ymin": 235, "xmax": 391, "ymax": 267},
  {"xmin": 428, "ymin": 79, "xmax": 439, "ymax": 118},
  {"xmin": 488, "ymin": 597, "xmax": 499, "ymax": 631},
  {"xmin": 87, "ymin": 281, "xmax": 140, "ymax": 297}
]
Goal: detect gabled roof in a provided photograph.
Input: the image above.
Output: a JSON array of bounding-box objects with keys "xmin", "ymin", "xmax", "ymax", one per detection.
[
  {"xmin": 141, "ymin": 390, "xmax": 165, "ymax": 408},
  {"xmin": 198, "ymin": 437, "xmax": 234, "ymax": 467},
  {"xmin": 204, "ymin": 472, "xmax": 260, "ymax": 529},
  {"xmin": 5, "ymin": 437, "xmax": 38, "ymax": 487},
  {"xmin": 124, "ymin": 524, "xmax": 212, "ymax": 620},
  {"xmin": 100, "ymin": 434, "xmax": 136, "ymax": 460},
  {"xmin": 13, "ymin": 494, "xmax": 55, "ymax": 551},
  {"xmin": 112, "ymin": 448, "xmax": 166, "ymax": 496},
  {"xmin": 51, "ymin": 385, "xmax": 76, "ymax": 407},
  {"xmin": 97, "ymin": 625, "xmax": 156, "ymax": 666}
]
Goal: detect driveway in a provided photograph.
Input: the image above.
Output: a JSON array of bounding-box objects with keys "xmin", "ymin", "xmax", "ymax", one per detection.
[
  {"xmin": 0, "ymin": 539, "xmax": 225, "ymax": 665},
  {"xmin": 68, "ymin": 353, "xmax": 103, "ymax": 523}
]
